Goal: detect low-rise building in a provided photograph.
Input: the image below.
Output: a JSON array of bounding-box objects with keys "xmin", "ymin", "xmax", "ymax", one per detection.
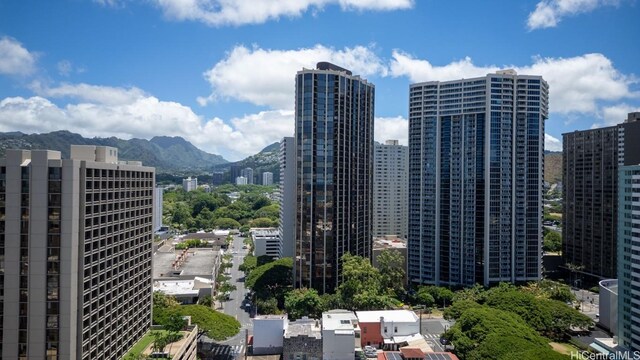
[
  {"xmin": 128, "ymin": 321, "xmax": 199, "ymax": 360},
  {"xmin": 356, "ymin": 310, "xmax": 420, "ymax": 350},
  {"xmin": 322, "ymin": 310, "xmax": 361, "ymax": 360},
  {"xmin": 236, "ymin": 176, "xmax": 248, "ymax": 185},
  {"xmin": 283, "ymin": 317, "xmax": 322, "ymax": 360},
  {"xmin": 252, "ymin": 227, "xmax": 281, "ymax": 258},
  {"xmin": 153, "ymin": 277, "xmax": 213, "ymax": 304},
  {"xmin": 253, "ymin": 315, "xmax": 287, "ymax": 355}
]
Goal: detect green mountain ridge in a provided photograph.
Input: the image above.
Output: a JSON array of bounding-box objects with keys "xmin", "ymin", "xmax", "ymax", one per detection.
[{"xmin": 0, "ymin": 130, "xmax": 228, "ymax": 173}]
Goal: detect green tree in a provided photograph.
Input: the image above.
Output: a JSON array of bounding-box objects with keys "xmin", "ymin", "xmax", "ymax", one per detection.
[
  {"xmin": 245, "ymin": 257, "xmax": 293, "ymax": 308},
  {"xmin": 285, "ymin": 288, "xmax": 325, "ymax": 320},
  {"xmin": 418, "ymin": 286, "xmax": 454, "ymax": 307},
  {"xmin": 250, "ymin": 217, "xmax": 276, "ymax": 228},
  {"xmin": 445, "ymin": 306, "xmax": 552, "ymax": 360},
  {"xmin": 543, "ymin": 231, "xmax": 562, "ymax": 252},
  {"xmin": 239, "ymin": 255, "xmax": 257, "ymax": 276},
  {"xmin": 171, "ymin": 202, "xmax": 192, "ymax": 226},
  {"xmin": 485, "ymin": 289, "xmax": 592, "ymax": 341},
  {"xmin": 254, "ymin": 204, "xmax": 280, "ymax": 220},
  {"xmin": 256, "ymin": 297, "xmax": 280, "ymax": 314},
  {"xmin": 336, "ymin": 254, "xmax": 394, "ymax": 310},
  {"xmin": 153, "ymin": 291, "xmax": 181, "ymax": 308},
  {"xmin": 153, "ymin": 304, "xmax": 240, "ymax": 340},
  {"xmin": 415, "ymin": 287, "xmax": 436, "ymax": 308},
  {"xmin": 214, "ymin": 217, "xmax": 241, "ymax": 229},
  {"xmin": 198, "ymin": 295, "xmax": 213, "ymax": 307},
  {"xmin": 376, "ymin": 249, "xmax": 406, "ymax": 295}
]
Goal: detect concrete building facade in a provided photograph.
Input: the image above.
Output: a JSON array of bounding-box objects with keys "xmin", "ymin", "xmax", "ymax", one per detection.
[
  {"xmin": 408, "ymin": 70, "xmax": 549, "ymax": 287},
  {"xmin": 295, "ymin": 62, "xmax": 375, "ymax": 293},
  {"xmin": 262, "ymin": 172, "xmax": 274, "ymax": 186},
  {"xmin": 618, "ymin": 164, "xmax": 640, "ymax": 351},
  {"xmin": 356, "ymin": 310, "xmax": 420, "ymax": 350},
  {"xmin": 153, "ymin": 186, "xmax": 163, "ymax": 231},
  {"xmin": 241, "ymin": 168, "xmax": 254, "ymax": 185},
  {"xmin": 252, "ymin": 228, "xmax": 281, "ymax": 258},
  {"xmin": 322, "ymin": 310, "xmax": 360, "ymax": 360},
  {"xmin": 0, "ymin": 145, "xmax": 154, "ymax": 360},
  {"xmin": 236, "ymin": 176, "xmax": 248, "ymax": 185},
  {"xmin": 182, "ymin": 177, "xmax": 197, "ymax": 192},
  {"xmin": 563, "ymin": 112, "xmax": 640, "ymax": 281},
  {"xmin": 279, "ymin": 137, "xmax": 296, "ymax": 258},
  {"xmin": 283, "ymin": 317, "xmax": 322, "ymax": 360},
  {"xmin": 252, "ymin": 315, "xmax": 287, "ymax": 355},
  {"xmin": 373, "ymin": 140, "xmax": 408, "ymax": 239}
]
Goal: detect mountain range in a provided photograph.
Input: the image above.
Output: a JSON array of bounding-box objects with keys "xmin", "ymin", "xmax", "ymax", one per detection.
[
  {"xmin": 0, "ymin": 130, "xmax": 563, "ymax": 185},
  {"xmin": 0, "ymin": 130, "xmax": 227, "ymax": 173}
]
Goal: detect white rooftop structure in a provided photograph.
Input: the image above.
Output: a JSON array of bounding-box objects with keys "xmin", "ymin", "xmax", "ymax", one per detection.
[
  {"xmin": 355, "ymin": 310, "xmax": 418, "ymax": 323},
  {"xmin": 153, "ymin": 277, "xmax": 212, "ymax": 297}
]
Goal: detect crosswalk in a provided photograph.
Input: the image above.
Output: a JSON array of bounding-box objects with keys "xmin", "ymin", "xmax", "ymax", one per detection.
[
  {"xmin": 423, "ymin": 333, "xmax": 441, "ymax": 340},
  {"xmin": 207, "ymin": 344, "xmax": 244, "ymax": 356}
]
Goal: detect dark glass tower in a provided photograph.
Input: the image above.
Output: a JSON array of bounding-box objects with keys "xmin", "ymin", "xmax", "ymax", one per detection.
[
  {"xmin": 408, "ymin": 70, "xmax": 548, "ymax": 287},
  {"xmin": 294, "ymin": 62, "xmax": 375, "ymax": 294}
]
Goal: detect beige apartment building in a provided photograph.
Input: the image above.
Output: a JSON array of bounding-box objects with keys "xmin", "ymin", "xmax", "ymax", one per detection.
[{"xmin": 0, "ymin": 145, "xmax": 155, "ymax": 360}]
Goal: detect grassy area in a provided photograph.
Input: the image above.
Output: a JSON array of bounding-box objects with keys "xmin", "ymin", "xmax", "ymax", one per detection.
[
  {"xmin": 549, "ymin": 342, "xmax": 580, "ymax": 355},
  {"xmin": 124, "ymin": 330, "xmax": 169, "ymax": 358}
]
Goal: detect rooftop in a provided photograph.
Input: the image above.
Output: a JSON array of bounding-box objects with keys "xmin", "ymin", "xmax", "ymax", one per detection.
[
  {"xmin": 356, "ymin": 310, "xmax": 419, "ymax": 323},
  {"xmin": 153, "ymin": 277, "xmax": 212, "ymax": 296},
  {"xmin": 251, "ymin": 228, "xmax": 279, "ymax": 237},
  {"xmin": 322, "ymin": 310, "xmax": 359, "ymax": 331},
  {"xmin": 153, "ymin": 248, "xmax": 221, "ymax": 279},
  {"xmin": 285, "ymin": 317, "xmax": 322, "ymax": 339},
  {"xmin": 373, "ymin": 236, "xmax": 407, "ymax": 249}
]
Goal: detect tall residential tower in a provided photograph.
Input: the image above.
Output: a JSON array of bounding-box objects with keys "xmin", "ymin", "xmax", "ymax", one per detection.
[
  {"xmin": 373, "ymin": 140, "xmax": 408, "ymax": 239},
  {"xmin": 408, "ymin": 70, "xmax": 548, "ymax": 287},
  {"xmin": 562, "ymin": 112, "xmax": 640, "ymax": 282},
  {"xmin": 295, "ymin": 62, "xmax": 375, "ymax": 293},
  {"xmin": 0, "ymin": 145, "xmax": 154, "ymax": 360}
]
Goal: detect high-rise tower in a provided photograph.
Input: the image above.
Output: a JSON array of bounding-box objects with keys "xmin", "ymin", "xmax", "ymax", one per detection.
[
  {"xmin": 408, "ymin": 70, "xmax": 548, "ymax": 287},
  {"xmin": 0, "ymin": 145, "xmax": 154, "ymax": 360},
  {"xmin": 294, "ymin": 62, "xmax": 375, "ymax": 293},
  {"xmin": 373, "ymin": 140, "xmax": 408, "ymax": 239}
]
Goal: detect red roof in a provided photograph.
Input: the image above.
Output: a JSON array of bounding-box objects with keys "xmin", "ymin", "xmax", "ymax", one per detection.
[{"xmin": 400, "ymin": 347, "xmax": 425, "ymax": 358}]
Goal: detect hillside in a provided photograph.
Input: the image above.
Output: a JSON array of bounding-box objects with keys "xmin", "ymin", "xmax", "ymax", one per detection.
[
  {"xmin": 0, "ymin": 131, "xmax": 228, "ymax": 173},
  {"xmin": 545, "ymin": 152, "xmax": 563, "ymax": 184},
  {"xmin": 213, "ymin": 142, "xmax": 281, "ymax": 182}
]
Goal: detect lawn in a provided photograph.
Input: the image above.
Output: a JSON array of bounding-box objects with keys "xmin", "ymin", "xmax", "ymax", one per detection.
[
  {"xmin": 124, "ymin": 330, "xmax": 169, "ymax": 358},
  {"xmin": 549, "ymin": 342, "xmax": 580, "ymax": 355}
]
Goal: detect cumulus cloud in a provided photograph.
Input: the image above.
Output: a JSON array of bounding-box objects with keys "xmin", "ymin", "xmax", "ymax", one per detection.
[
  {"xmin": 0, "ymin": 37, "xmax": 37, "ymax": 76},
  {"xmin": 199, "ymin": 44, "xmax": 386, "ymax": 109},
  {"xmin": 153, "ymin": 0, "xmax": 412, "ymax": 26},
  {"xmin": 595, "ymin": 103, "xmax": 640, "ymax": 127},
  {"xmin": 545, "ymin": 133, "xmax": 563, "ymax": 151},
  {"xmin": 390, "ymin": 52, "xmax": 637, "ymax": 115},
  {"xmin": 375, "ymin": 116, "xmax": 408, "ymax": 145},
  {"xmin": 527, "ymin": 0, "xmax": 620, "ymax": 30},
  {"xmin": 0, "ymin": 84, "xmax": 295, "ymax": 161}
]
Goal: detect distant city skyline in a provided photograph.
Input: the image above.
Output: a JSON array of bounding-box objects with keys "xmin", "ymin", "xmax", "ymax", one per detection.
[{"xmin": 0, "ymin": 1, "xmax": 638, "ymax": 160}]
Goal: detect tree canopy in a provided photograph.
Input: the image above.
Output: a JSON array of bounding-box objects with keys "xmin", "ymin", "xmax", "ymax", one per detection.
[
  {"xmin": 245, "ymin": 257, "xmax": 293, "ymax": 309},
  {"xmin": 336, "ymin": 254, "xmax": 396, "ymax": 310},
  {"xmin": 153, "ymin": 304, "xmax": 240, "ymax": 341},
  {"xmin": 376, "ymin": 249, "xmax": 406, "ymax": 296},
  {"xmin": 285, "ymin": 288, "xmax": 326, "ymax": 320}
]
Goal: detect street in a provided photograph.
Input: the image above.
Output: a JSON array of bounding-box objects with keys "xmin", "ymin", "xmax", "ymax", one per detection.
[
  {"xmin": 421, "ymin": 318, "xmax": 454, "ymax": 353},
  {"xmin": 200, "ymin": 234, "xmax": 253, "ymax": 359}
]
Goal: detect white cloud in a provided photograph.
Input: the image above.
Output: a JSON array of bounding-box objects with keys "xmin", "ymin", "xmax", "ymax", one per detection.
[
  {"xmin": 199, "ymin": 44, "xmax": 386, "ymax": 109},
  {"xmin": 597, "ymin": 103, "xmax": 640, "ymax": 127},
  {"xmin": 0, "ymin": 84, "xmax": 297, "ymax": 160},
  {"xmin": 375, "ymin": 116, "xmax": 407, "ymax": 145},
  {"xmin": 0, "ymin": 37, "xmax": 37, "ymax": 76},
  {"xmin": 153, "ymin": 0, "xmax": 412, "ymax": 26},
  {"xmin": 56, "ymin": 60, "xmax": 86, "ymax": 77},
  {"xmin": 93, "ymin": 0, "xmax": 125, "ymax": 8},
  {"xmin": 30, "ymin": 81, "xmax": 147, "ymax": 105},
  {"xmin": 545, "ymin": 133, "xmax": 563, "ymax": 151},
  {"xmin": 527, "ymin": 0, "xmax": 620, "ymax": 30},
  {"xmin": 390, "ymin": 52, "xmax": 638, "ymax": 115}
]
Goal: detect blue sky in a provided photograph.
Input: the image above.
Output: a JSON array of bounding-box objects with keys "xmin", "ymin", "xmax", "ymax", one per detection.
[{"xmin": 0, "ymin": 0, "xmax": 638, "ymax": 161}]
